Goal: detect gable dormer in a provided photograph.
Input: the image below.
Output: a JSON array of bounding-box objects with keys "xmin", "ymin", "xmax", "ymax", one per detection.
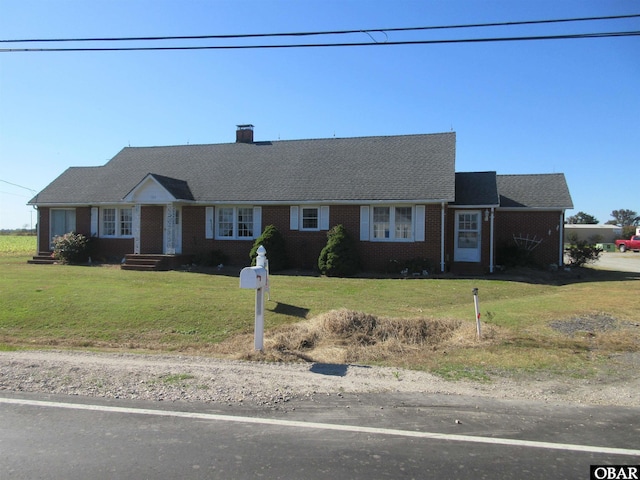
[{"xmin": 122, "ymin": 173, "xmax": 193, "ymax": 203}]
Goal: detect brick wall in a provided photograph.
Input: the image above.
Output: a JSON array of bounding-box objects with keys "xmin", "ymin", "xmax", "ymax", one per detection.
[
  {"xmin": 36, "ymin": 206, "xmax": 91, "ymax": 252},
  {"xmin": 494, "ymin": 210, "xmax": 564, "ymax": 267},
  {"xmin": 91, "ymin": 238, "xmax": 134, "ymax": 261},
  {"xmin": 181, "ymin": 204, "xmax": 444, "ymax": 272},
  {"xmin": 36, "ymin": 207, "xmax": 50, "ymax": 252}
]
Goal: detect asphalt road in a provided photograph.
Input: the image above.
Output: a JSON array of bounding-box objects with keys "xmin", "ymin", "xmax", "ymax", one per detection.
[
  {"xmin": 1, "ymin": 391, "xmax": 639, "ymax": 479},
  {"xmin": 591, "ymin": 250, "xmax": 640, "ymax": 273}
]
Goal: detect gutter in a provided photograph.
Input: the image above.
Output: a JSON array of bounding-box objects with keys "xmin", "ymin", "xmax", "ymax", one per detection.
[{"xmin": 440, "ymin": 202, "xmax": 446, "ymax": 273}]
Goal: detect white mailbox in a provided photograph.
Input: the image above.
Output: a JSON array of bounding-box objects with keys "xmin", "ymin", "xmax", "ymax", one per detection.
[{"xmin": 239, "ymin": 266, "xmax": 267, "ymax": 289}]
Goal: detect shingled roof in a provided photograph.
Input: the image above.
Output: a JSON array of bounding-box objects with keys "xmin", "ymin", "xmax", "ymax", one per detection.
[
  {"xmin": 453, "ymin": 171, "xmax": 500, "ymax": 206},
  {"xmin": 497, "ymin": 174, "xmax": 573, "ymax": 209},
  {"xmin": 30, "ymin": 132, "xmax": 456, "ymax": 205}
]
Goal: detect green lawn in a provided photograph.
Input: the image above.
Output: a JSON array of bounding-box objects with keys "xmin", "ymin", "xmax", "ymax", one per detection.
[{"xmin": 1, "ymin": 235, "xmax": 639, "ymax": 380}]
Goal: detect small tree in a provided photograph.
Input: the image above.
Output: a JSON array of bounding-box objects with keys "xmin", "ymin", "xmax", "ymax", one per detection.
[
  {"xmin": 318, "ymin": 224, "xmax": 360, "ymax": 277},
  {"xmin": 565, "ymin": 239, "xmax": 603, "ymax": 267},
  {"xmin": 566, "ymin": 211, "xmax": 599, "ymax": 224},
  {"xmin": 52, "ymin": 232, "xmax": 90, "ymax": 264},
  {"xmin": 608, "ymin": 209, "xmax": 639, "ymax": 227},
  {"xmin": 249, "ymin": 224, "xmax": 288, "ymax": 272}
]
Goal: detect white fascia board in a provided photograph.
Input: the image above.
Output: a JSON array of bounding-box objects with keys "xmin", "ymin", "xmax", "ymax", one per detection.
[
  {"xmin": 496, "ymin": 207, "xmax": 568, "ymax": 212},
  {"xmin": 450, "ymin": 204, "xmax": 499, "ymax": 209}
]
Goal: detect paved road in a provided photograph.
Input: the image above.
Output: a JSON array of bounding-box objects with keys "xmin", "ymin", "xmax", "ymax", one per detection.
[
  {"xmin": 591, "ymin": 251, "xmax": 640, "ymax": 273},
  {"xmin": 1, "ymin": 391, "xmax": 638, "ymax": 479}
]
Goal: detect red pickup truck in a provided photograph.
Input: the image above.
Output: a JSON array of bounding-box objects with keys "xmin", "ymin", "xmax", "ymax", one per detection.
[{"xmin": 615, "ymin": 235, "xmax": 640, "ymax": 253}]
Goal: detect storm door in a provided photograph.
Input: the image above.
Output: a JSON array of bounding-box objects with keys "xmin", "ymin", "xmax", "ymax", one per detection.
[{"xmin": 454, "ymin": 211, "xmax": 481, "ymax": 262}]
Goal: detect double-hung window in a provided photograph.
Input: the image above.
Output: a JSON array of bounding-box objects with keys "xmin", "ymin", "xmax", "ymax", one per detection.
[
  {"xmin": 290, "ymin": 206, "xmax": 329, "ymax": 231},
  {"xmin": 101, "ymin": 207, "xmax": 133, "ymax": 237},
  {"xmin": 372, "ymin": 206, "xmax": 414, "ymax": 241},
  {"xmin": 216, "ymin": 207, "xmax": 255, "ymax": 239},
  {"xmin": 301, "ymin": 207, "xmax": 319, "ymax": 230}
]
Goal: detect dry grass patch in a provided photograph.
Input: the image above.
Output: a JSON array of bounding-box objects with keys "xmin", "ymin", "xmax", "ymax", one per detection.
[{"xmin": 214, "ymin": 308, "xmax": 502, "ymax": 365}]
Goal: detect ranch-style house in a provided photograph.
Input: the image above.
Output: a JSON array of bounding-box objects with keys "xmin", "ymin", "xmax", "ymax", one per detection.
[{"xmin": 29, "ymin": 125, "xmax": 573, "ymax": 273}]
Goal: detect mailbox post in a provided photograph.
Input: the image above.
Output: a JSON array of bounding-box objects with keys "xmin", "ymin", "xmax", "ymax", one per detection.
[{"xmin": 239, "ymin": 246, "xmax": 269, "ymax": 351}]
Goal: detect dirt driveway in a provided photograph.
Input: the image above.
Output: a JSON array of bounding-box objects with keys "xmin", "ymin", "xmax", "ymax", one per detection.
[{"xmin": 591, "ymin": 251, "xmax": 640, "ymax": 273}]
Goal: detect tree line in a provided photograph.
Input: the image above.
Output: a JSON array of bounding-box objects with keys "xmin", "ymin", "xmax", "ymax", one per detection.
[{"xmin": 566, "ymin": 209, "xmax": 639, "ymax": 238}]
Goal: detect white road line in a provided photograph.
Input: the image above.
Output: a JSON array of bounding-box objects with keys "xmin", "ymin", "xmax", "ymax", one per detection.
[{"xmin": 2, "ymin": 396, "xmax": 639, "ymax": 457}]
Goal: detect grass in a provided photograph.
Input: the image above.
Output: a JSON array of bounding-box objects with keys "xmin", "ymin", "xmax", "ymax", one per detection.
[{"xmin": 1, "ymin": 234, "xmax": 639, "ymax": 382}]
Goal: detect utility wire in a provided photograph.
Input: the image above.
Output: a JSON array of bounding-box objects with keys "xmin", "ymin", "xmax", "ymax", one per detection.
[
  {"xmin": 1, "ymin": 13, "xmax": 639, "ymax": 44},
  {"xmin": 0, "ymin": 179, "xmax": 37, "ymax": 193},
  {"xmin": 1, "ymin": 31, "xmax": 639, "ymax": 52}
]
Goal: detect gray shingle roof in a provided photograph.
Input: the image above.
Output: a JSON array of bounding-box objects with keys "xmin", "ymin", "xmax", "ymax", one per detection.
[
  {"xmin": 453, "ymin": 172, "xmax": 499, "ymax": 206},
  {"xmin": 497, "ymin": 174, "xmax": 573, "ymax": 209},
  {"xmin": 30, "ymin": 132, "xmax": 456, "ymax": 205}
]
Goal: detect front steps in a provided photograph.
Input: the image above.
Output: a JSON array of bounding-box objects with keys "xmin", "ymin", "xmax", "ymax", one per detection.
[
  {"xmin": 121, "ymin": 254, "xmax": 192, "ymax": 271},
  {"xmin": 27, "ymin": 252, "xmax": 56, "ymax": 265}
]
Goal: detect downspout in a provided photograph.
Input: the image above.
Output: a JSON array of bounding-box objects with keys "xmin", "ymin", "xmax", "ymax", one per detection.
[
  {"xmin": 489, "ymin": 207, "xmax": 495, "ymax": 273},
  {"xmin": 558, "ymin": 211, "xmax": 565, "ymax": 266},
  {"xmin": 440, "ymin": 202, "xmax": 446, "ymax": 273},
  {"xmin": 32, "ymin": 206, "xmax": 39, "ymax": 253}
]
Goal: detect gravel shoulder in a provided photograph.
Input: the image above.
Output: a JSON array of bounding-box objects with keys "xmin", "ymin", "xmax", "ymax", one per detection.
[{"xmin": 1, "ymin": 350, "xmax": 639, "ymax": 408}]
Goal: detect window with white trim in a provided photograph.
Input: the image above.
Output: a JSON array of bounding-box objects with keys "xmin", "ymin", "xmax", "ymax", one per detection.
[
  {"xmin": 372, "ymin": 206, "xmax": 414, "ymax": 241},
  {"xmin": 301, "ymin": 207, "xmax": 319, "ymax": 230},
  {"xmin": 216, "ymin": 206, "xmax": 255, "ymax": 239},
  {"xmin": 101, "ymin": 207, "xmax": 133, "ymax": 237},
  {"xmin": 290, "ymin": 205, "xmax": 329, "ymax": 231}
]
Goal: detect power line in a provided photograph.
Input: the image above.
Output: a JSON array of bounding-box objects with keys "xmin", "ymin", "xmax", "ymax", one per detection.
[
  {"xmin": 1, "ymin": 31, "xmax": 638, "ymax": 53},
  {"xmin": 1, "ymin": 13, "xmax": 639, "ymax": 44},
  {"xmin": 0, "ymin": 179, "xmax": 37, "ymax": 193}
]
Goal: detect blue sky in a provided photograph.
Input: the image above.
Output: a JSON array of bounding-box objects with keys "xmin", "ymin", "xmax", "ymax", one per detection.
[{"xmin": 1, "ymin": 0, "xmax": 638, "ymax": 229}]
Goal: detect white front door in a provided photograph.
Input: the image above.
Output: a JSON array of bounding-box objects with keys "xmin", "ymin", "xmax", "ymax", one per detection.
[{"xmin": 454, "ymin": 211, "xmax": 481, "ymax": 262}]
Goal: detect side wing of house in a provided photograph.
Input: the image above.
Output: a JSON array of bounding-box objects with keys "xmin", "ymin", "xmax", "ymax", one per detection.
[{"xmin": 494, "ymin": 174, "xmax": 574, "ymax": 269}]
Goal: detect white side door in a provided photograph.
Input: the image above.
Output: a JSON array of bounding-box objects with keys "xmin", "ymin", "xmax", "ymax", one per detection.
[{"xmin": 454, "ymin": 211, "xmax": 481, "ymax": 262}]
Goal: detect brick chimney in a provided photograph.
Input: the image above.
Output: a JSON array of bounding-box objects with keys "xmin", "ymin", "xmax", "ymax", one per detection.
[{"xmin": 236, "ymin": 124, "xmax": 254, "ymax": 143}]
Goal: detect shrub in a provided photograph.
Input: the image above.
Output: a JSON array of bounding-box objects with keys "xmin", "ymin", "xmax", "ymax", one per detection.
[
  {"xmin": 250, "ymin": 224, "xmax": 288, "ymax": 272},
  {"xmin": 565, "ymin": 240, "xmax": 603, "ymax": 267},
  {"xmin": 52, "ymin": 232, "xmax": 90, "ymax": 264},
  {"xmin": 193, "ymin": 249, "xmax": 229, "ymax": 267},
  {"xmin": 318, "ymin": 224, "xmax": 360, "ymax": 277},
  {"xmin": 496, "ymin": 242, "xmax": 536, "ymax": 268}
]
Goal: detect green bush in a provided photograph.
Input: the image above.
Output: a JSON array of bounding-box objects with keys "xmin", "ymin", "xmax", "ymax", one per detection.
[
  {"xmin": 401, "ymin": 257, "xmax": 434, "ymax": 275},
  {"xmin": 250, "ymin": 224, "xmax": 288, "ymax": 272},
  {"xmin": 565, "ymin": 240, "xmax": 603, "ymax": 267},
  {"xmin": 193, "ymin": 249, "xmax": 229, "ymax": 267},
  {"xmin": 318, "ymin": 224, "xmax": 360, "ymax": 277},
  {"xmin": 52, "ymin": 232, "xmax": 90, "ymax": 264},
  {"xmin": 496, "ymin": 242, "xmax": 536, "ymax": 268}
]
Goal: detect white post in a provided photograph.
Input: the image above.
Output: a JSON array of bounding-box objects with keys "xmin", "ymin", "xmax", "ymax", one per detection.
[
  {"xmin": 473, "ymin": 288, "xmax": 481, "ymax": 340},
  {"xmin": 254, "ymin": 286, "xmax": 264, "ymax": 351},
  {"xmin": 256, "ymin": 245, "xmax": 270, "ymax": 300},
  {"xmin": 254, "ymin": 245, "xmax": 268, "ymax": 350}
]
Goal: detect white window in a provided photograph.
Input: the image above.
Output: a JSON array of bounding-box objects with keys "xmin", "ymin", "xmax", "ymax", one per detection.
[
  {"xmin": 216, "ymin": 206, "xmax": 260, "ymax": 240},
  {"xmin": 290, "ymin": 206, "xmax": 329, "ymax": 231},
  {"xmin": 301, "ymin": 207, "xmax": 319, "ymax": 230},
  {"xmin": 120, "ymin": 208, "xmax": 133, "ymax": 236},
  {"xmin": 101, "ymin": 207, "xmax": 133, "ymax": 237},
  {"xmin": 371, "ymin": 206, "xmax": 414, "ymax": 242},
  {"xmin": 103, "ymin": 208, "xmax": 116, "ymax": 236}
]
